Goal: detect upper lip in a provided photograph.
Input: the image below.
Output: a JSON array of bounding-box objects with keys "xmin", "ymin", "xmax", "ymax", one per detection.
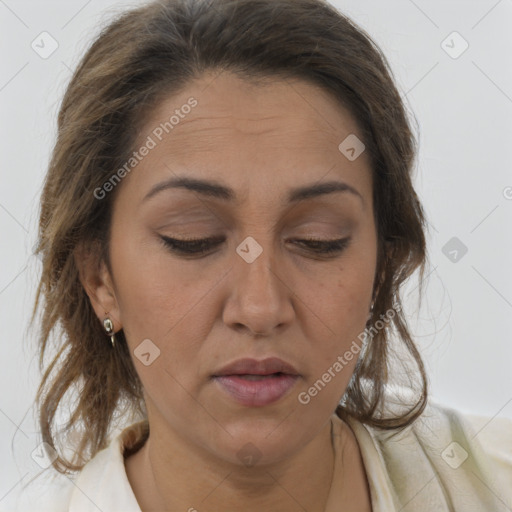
[{"xmin": 212, "ymin": 357, "xmax": 299, "ymax": 377}]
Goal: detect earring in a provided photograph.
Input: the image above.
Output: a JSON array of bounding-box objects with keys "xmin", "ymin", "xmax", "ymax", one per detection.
[
  {"xmin": 103, "ymin": 317, "xmax": 116, "ymax": 348},
  {"xmin": 367, "ymin": 301, "xmax": 375, "ymax": 322}
]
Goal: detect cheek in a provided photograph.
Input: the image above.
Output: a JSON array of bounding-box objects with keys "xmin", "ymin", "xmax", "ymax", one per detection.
[
  {"xmin": 110, "ymin": 238, "xmax": 231, "ymax": 393},
  {"xmin": 305, "ymin": 245, "xmax": 376, "ymax": 377},
  {"xmin": 325, "ymin": 250, "xmax": 376, "ymax": 330},
  {"xmin": 110, "ymin": 223, "xmax": 193, "ymax": 326},
  {"xmin": 334, "ymin": 264, "xmax": 374, "ymax": 325},
  {"xmin": 107, "ymin": 228, "xmax": 208, "ymax": 370},
  {"xmin": 294, "ymin": 264, "xmax": 374, "ymax": 413}
]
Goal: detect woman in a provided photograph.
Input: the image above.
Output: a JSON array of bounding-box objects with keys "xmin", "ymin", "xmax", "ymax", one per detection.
[{"xmin": 12, "ymin": 0, "xmax": 511, "ymax": 510}]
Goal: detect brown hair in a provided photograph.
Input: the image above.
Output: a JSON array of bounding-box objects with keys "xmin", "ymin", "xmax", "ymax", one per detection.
[{"xmin": 32, "ymin": 0, "xmax": 429, "ymax": 474}]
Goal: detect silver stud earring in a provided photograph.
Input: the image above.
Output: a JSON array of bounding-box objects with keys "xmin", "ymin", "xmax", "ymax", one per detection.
[
  {"xmin": 366, "ymin": 301, "xmax": 375, "ymax": 324},
  {"xmin": 103, "ymin": 317, "xmax": 116, "ymax": 348}
]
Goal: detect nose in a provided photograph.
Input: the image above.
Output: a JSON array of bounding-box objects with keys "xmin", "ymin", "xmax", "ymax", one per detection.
[{"xmin": 222, "ymin": 237, "xmax": 295, "ymax": 337}]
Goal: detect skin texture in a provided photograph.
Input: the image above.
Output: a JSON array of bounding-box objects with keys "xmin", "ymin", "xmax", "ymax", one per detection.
[{"xmin": 79, "ymin": 71, "xmax": 376, "ymax": 511}]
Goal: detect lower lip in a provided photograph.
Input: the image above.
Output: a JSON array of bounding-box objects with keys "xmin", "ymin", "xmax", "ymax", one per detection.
[{"xmin": 213, "ymin": 374, "xmax": 299, "ymax": 407}]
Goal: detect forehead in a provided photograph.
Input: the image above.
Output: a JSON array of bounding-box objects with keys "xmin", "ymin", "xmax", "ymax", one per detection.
[
  {"xmin": 142, "ymin": 71, "xmax": 364, "ymax": 148},
  {"xmin": 122, "ymin": 71, "xmax": 372, "ymax": 207}
]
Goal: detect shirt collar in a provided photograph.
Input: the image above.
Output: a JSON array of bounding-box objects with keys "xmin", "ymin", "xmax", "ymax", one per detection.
[
  {"xmin": 68, "ymin": 414, "xmax": 395, "ymax": 512},
  {"xmin": 68, "ymin": 421, "xmax": 148, "ymax": 512},
  {"xmin": 341, "ymin": 415, "xmax": 399, "ymax": 511}
]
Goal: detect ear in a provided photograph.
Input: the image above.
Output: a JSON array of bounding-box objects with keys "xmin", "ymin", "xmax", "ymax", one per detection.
[{"xmin": 74, "ymin": 241, "xmax": 122, "ymax": 333}]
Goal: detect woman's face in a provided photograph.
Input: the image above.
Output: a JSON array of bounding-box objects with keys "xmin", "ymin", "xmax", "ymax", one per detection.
[{"xmin": 89, "ymin": 71, "xmax": 377, "ymax": 465}]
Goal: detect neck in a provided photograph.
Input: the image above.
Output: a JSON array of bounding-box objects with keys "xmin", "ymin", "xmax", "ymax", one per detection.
[{"xmin": 126, "ymin": 417, "xmax": 337, "ymax": 512}]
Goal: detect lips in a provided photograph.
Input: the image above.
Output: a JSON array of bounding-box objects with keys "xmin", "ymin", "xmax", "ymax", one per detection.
[
  {"xmin": 212, "ymin": 357, "xmax": 300, "ymax": 407},
  {"xmin": 212, "ymin": 357, "xmax": 299, "ymax": 377}
]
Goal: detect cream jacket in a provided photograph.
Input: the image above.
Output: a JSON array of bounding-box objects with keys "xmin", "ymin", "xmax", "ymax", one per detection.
[{"xmin": 4, "ymin": 400, "xmax": 512, "ymax": 511}]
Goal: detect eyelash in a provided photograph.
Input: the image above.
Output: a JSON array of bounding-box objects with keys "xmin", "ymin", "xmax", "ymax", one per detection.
[{"xmin": 159, "ymin": 235, "xmax": 351, "ymax": 257}]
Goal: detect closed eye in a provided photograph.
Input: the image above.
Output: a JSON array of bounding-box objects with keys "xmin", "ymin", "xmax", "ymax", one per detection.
[{"xmin": 159, "ymin": 235, "xmax": 351, "ymax": 257}]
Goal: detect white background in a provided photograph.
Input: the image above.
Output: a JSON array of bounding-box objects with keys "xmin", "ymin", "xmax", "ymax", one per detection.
[{"xmin": 1, "ymin": 0, "xmax": 511, "ymax": 502}]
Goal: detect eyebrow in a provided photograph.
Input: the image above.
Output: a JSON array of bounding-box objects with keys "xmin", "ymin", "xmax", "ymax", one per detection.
[{"xmin": 142, "ymin": 176, "xmax": 364, "ymax": 206}]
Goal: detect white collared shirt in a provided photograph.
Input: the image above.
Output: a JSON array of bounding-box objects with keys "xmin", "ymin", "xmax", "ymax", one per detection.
[{"xmin": 4, "ymin": 400, "xmax": 512, "ymax": 511}]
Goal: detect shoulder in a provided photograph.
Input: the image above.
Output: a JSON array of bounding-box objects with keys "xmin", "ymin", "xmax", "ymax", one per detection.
[
  {"xmin": 0, "ymin": 470, "xmax": 74, "ymax": 512},
  {"xmin": 1, "ymin": 421, "xmax": 148, "ymax": 512},
  {"xmin": 401, "ymin": 399, "xmax": 512, "ymax": 478},
  {"xmin": 361, "ymin": 396, "xmax": 512, "ymax": 511},
  {"xmin": 461, "ymin": 407, "xmax": 512, "ymax": 478}
]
